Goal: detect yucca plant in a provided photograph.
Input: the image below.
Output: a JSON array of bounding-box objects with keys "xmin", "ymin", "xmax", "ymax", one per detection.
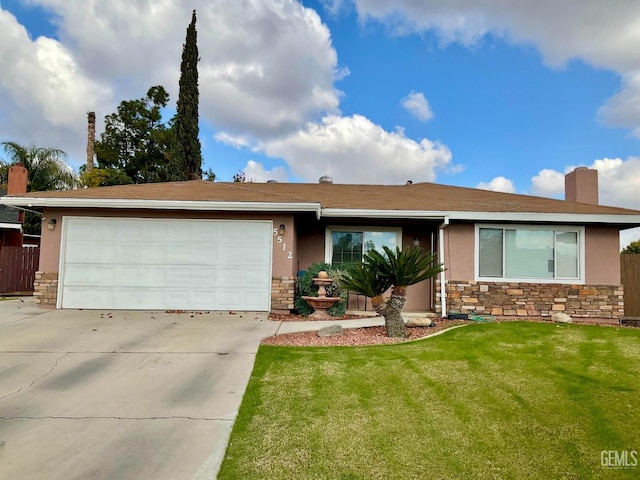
[{"xmin": 341, "ymin": 246, "xmax": 444, "ymax": 338}]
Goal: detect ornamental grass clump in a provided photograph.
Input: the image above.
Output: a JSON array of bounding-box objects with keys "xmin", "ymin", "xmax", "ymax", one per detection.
[{"xmin": 340, "ymin": 246, "xmax": 444, "ymax": 337}]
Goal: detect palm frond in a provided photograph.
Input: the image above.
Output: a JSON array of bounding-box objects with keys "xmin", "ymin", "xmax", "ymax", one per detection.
[
  {"xmin": 339, "ymin": 259, "xmax": 391, "ymax": 298},
  {"xmin": 370, "ymin": 245, "xmax": 445, "ymax": 288}
]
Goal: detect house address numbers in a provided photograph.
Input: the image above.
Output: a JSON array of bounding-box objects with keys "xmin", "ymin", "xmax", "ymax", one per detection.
[{"xmin": 273, "ymin": 229, "xmax": 293, "ymax": 259}]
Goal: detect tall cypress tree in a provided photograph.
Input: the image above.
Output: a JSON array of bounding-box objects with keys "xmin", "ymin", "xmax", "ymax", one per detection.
[{"xmin": 170, "ymin": 9, "xmax": 203, "ymax": 180}]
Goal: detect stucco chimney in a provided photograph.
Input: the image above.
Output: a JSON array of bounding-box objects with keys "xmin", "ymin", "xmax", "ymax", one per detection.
[
  {"xmin": 565, "ymin": 167, "xmax": 598, "ymax": 204},
  {"xmin": 7, "ymin": 164, "xmax": 28, "ymax": 195}
]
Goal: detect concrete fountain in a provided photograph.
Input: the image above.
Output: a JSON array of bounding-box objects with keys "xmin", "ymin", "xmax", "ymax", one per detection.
[{"xmin": 302, "ymin": 270, "xmax": 341, "ymax": 320}]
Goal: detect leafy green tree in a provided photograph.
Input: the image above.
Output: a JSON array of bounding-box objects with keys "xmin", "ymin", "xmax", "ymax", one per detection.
[
  {"xmin": 80, "ymin": 167, "xmax": 134, "ymax": 188},
  {"xmin": 340, "ymin": 246, "xmax": 444, "ymax": 338},
  {"xmin": 169, "ymin": 10, "xmax": 203, "ymax": 180},
  {"xmin": 622, "ymin": 240, "xmax": 640, "ymax": 254},
  {"xmin": 94, "ymin": 86, "xmax": 173, "ymax": 185},
  {"xmin": 1, "ymin": 141, "xmax": 77, "ymax": 234},
  {"xmin": 1, "ymin": 142, "xmax": 76, "ymax": 191}
]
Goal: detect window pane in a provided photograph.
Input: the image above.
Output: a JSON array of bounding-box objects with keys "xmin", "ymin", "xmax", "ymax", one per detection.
[
  {"xmin": 331, "ymin": 232, "xmax": 363, "ymax": 265},
  {"xmin": 479, "ymin": 228, "xmax": 503, "ymax": 277},
  {"xmin": 505, "ymin": 229, "xmax": 554, "ymax": 279},
  {"xmin": 556, "ymin": 231, "xmax": 578, "ymax": 278},
  {"xmin": 364, "ymin": 231, "xmax": 397, "ymax": 255}
]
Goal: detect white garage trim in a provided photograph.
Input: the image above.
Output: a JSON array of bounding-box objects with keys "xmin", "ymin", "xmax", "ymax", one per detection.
[{"xmin": 57, "ymin": 217, "xmax": 273, "ymax": 311}]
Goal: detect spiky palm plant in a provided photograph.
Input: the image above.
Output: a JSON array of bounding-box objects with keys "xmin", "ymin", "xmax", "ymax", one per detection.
[{"xmin": 341, "ymin": 246, "xmax": 444, "ymax": 338}]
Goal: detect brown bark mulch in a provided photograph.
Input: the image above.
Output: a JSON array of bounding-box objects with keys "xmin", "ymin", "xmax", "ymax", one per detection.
[
  {"xmin": 262, "ymin": 314, "xmax": 624, "ymax": 347},
  {"xmin": 262, "ymin": 318, "xmax": 469, "ymax": 347}
]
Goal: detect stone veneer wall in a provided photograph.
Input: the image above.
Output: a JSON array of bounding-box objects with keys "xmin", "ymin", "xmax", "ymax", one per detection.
[
  {"xmin": 271, "ymin": 276, "xmax": 295, "ymax": 311},
  {"xmin": 33, "ymin": 271, "xmax": 59, "ymax": 306},
  {"xmin": 435, "ymin": 280, "xmax": 624, "ymax": 319}
]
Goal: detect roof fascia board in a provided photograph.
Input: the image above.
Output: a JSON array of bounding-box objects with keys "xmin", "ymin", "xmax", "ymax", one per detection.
[
  {"xmin": 448, "ymin": 211, "xmax": 640, "ymax": 225},
  {"xmin": 0, "ymin": 197, "xmax": 322, "ymax": 214},
  {"xmin": 0, "ymin": 222, "xmax": 21, "ymax": 230},
  {"xmin": 321, "ymin": 208, "xmax": 640, "ymax": 225},
  {"xmin": 320, "ymin": 209, "xmax": 446, "ymax": 220}
]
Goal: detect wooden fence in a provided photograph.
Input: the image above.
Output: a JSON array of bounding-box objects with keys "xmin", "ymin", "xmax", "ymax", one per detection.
[
  {"xmin": 0, "ymin": 246, "xmax": 40, "ymax": 294},
  {"xmin": 621, "ymin": 254, "xmax": 640, "ymax": 318}
]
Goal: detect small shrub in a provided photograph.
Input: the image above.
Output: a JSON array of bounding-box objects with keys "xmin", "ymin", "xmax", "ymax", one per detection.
[{"xmin": 295, "ymin": 262, "xmax": 348, "ymax": 317}]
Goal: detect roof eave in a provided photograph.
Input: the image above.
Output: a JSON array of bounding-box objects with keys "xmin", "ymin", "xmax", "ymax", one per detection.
[
  {"xmin": 321, "ymin": 208, "xmax": 640, "ymax": 225},
  {"xmin": 0, "ymin": 197, "xmax": 323, "ymax": 217},
  {"xmin": 0, "ymin": 199, "xmax": 637, "ymax": 226},
  {"xmin": 0, "ymin": 222, "xmax": 22, "ymax": 230}
]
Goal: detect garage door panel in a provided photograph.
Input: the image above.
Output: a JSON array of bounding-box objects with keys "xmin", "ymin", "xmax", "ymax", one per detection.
[
  {"xmin": 243, "ymin": 267, "xmax": 270, "ymax": 285},
  {"xmin": 60, "ymin": 218, "xmax": 272, "ymax": 310},
  {"xmin": 214, "ymin": 289, "xmax": 270, "ymax": 310},
  {"xmin": 61, "ymin": 286, "xmax": 115, "ymax": 309},
  {"xmin": 64, "ymin": 265, "xmax": 116, "ymax": 286}
]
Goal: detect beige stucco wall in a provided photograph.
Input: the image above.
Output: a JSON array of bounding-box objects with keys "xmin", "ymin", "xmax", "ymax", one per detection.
[
  {"xmin": 443, "ymin": 223, "xmax": 475, "ymax": 281},
  {"xmin": 295, "ymin": 217, "xmax": 325, "ymax": 272},
  {"xmin": 585, "ymin": 226, "xmax": 620, "ymax": 284},
  {"xmin": 39, "ymin": 208, "xmax": 297, "ymax": 277}
]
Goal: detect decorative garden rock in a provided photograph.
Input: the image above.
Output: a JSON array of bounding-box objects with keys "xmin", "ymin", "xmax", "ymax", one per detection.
[
  {"xmin": 552, "ymin": 312, "xmax": 573, "ymax": 324},
  {"xmin": 406, "ymin": 317, "xmax": 433, "ymax": 327},
  {"xmin": 317, "ymin": 324, "xmax": 344, "ymax": 337}
]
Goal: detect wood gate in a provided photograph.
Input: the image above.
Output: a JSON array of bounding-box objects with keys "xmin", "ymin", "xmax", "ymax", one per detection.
[
  {"xmin": 0, "ymin": 246, "xmax": 40, "ymax": 294},
  {"xmin": 621, "ymin": 254, "xmax": 640, "ymax": 318}
]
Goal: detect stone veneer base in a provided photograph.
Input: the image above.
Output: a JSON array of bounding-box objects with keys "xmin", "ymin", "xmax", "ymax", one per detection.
[
  {"xmin": 271, "ymin": 276, "xmax": 295, "ymax": 311},
  {"xmin": 33, "ymin": 271, "xmax": 59, "ymax": 306},
  {"xmin": 436, "ymin": 280, "xmax": 624, "ymax": 319}
]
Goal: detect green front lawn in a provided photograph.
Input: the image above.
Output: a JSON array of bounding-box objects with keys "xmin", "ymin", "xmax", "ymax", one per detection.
[{"xmin": 219, "ymin": 323, "xmax": 640, "ymax": 479}]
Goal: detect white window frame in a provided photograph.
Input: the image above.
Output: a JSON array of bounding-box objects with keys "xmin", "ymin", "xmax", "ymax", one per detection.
[
  {"xmin": 325, "ymin": 226, "xmax": 403, "ymax": 265},
  {"xmin": 474, "ymin": 224, "xmax": 585, "ymax": 284}
]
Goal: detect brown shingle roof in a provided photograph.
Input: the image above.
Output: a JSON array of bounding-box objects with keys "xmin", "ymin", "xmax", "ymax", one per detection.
[{"xmin": 6, "ymin": 180, "xmax": 640, "ymax": 216}]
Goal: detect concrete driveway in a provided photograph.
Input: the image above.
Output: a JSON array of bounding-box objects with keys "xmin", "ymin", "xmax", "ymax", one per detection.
[{"xmin": 0, "ymin": 297, "xmax": 280, "ymax": 480}]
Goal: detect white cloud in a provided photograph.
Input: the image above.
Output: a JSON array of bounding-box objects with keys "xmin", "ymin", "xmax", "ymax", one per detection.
[
  {"xmin": 346, "ymin": 0, "xmax": 640, "ymax": 135},
  {"xmin": 590, "ymin": 157, "xmax": 640, "ymax": 210},
  {"xmin": 476, "ymin": 176, "xmax": 515, "ymax": 193},
  {"xmin": 0, "ymin": 9, "xmax": 111, "ymax": 163},
  {"xmin": 598, "ymin": 73, "xmax": 640, "ymax": 137},
  {"xmin": 242, "ymin": 160, "xmax": 289, "ymax": 183},
  {"xmin": 529, "ymin": 158, "xmax": 640, "ymax": 249},
  {"xmin": 531, "ymin": 168, "xmax": 565, "ymax": 197},
  {"xmin": 262, "ymin": 114, "xmax": 453, "ymax": 184},
  {"xmin": 0, "ymin": 0, "xmax": 343, "ymax": 166},
  {"xmin": 401, "ymin": 91, "xmax": 433, "ymax": 121},
  {"xmin": 530, "ymin": 158, "xmax": 640, "ymax": 209},
  {"xmin": 214, "ymin": 132, "xmax": 252, "ymax": 150},
  {"xmin": 621, "ymin": 228, "xmax": 640, "ymax": 250}
]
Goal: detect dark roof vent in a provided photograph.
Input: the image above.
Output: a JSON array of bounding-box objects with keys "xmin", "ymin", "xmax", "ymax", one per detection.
[
  {"xmin": 266, "ymin": 179, "xmax": 279, "ymax": 183},
  {"xmin": 406, "ymin": 180, "xmax": 413, "ymax": 185},
  {"xmin": 319, "ymin": 175, "xmax": 333, "ymax": 184}
]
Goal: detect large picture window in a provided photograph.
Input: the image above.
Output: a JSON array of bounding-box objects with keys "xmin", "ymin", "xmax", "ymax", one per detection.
[
  {"xmin": 326, "ymin": 228, "xmax": 401, "ymax": 266},
  {"xmin": 476, "ymin": 225, "xmax": 583, "ymax": 283}
]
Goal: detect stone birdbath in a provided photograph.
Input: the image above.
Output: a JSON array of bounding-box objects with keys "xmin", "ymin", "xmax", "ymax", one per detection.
[{"xmin": 302, "ymin": 270, "xmax": 341, "ymax": 320}]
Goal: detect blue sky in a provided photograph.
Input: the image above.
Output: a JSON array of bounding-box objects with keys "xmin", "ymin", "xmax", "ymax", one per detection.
[{"xmin": 1, "ymin": 0, "xmax": 639, "ymax": 243}]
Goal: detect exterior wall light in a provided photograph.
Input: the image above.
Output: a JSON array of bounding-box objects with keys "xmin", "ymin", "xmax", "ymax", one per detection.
[
  {"xmin": 47, "ymin": 219, "xmax": 57, "ymax": 231},
  {"xmin": 414, "ymin": 237, "xmax": 420, "ymax": 247},
  {"xmin": 278, "ymin": 224, "xmax": 286, "ymax": 236}
]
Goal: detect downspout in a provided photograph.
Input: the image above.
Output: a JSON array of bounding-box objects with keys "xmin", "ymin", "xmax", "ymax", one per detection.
[{"xmin": 438, "ymin": 216, "xmax": 450, "ymax": 318}]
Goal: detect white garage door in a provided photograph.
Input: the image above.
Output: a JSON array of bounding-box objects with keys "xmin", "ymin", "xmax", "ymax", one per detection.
[{"xmin": 59, "ymin": 217, "xmax": 273, "ymax": 310}]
